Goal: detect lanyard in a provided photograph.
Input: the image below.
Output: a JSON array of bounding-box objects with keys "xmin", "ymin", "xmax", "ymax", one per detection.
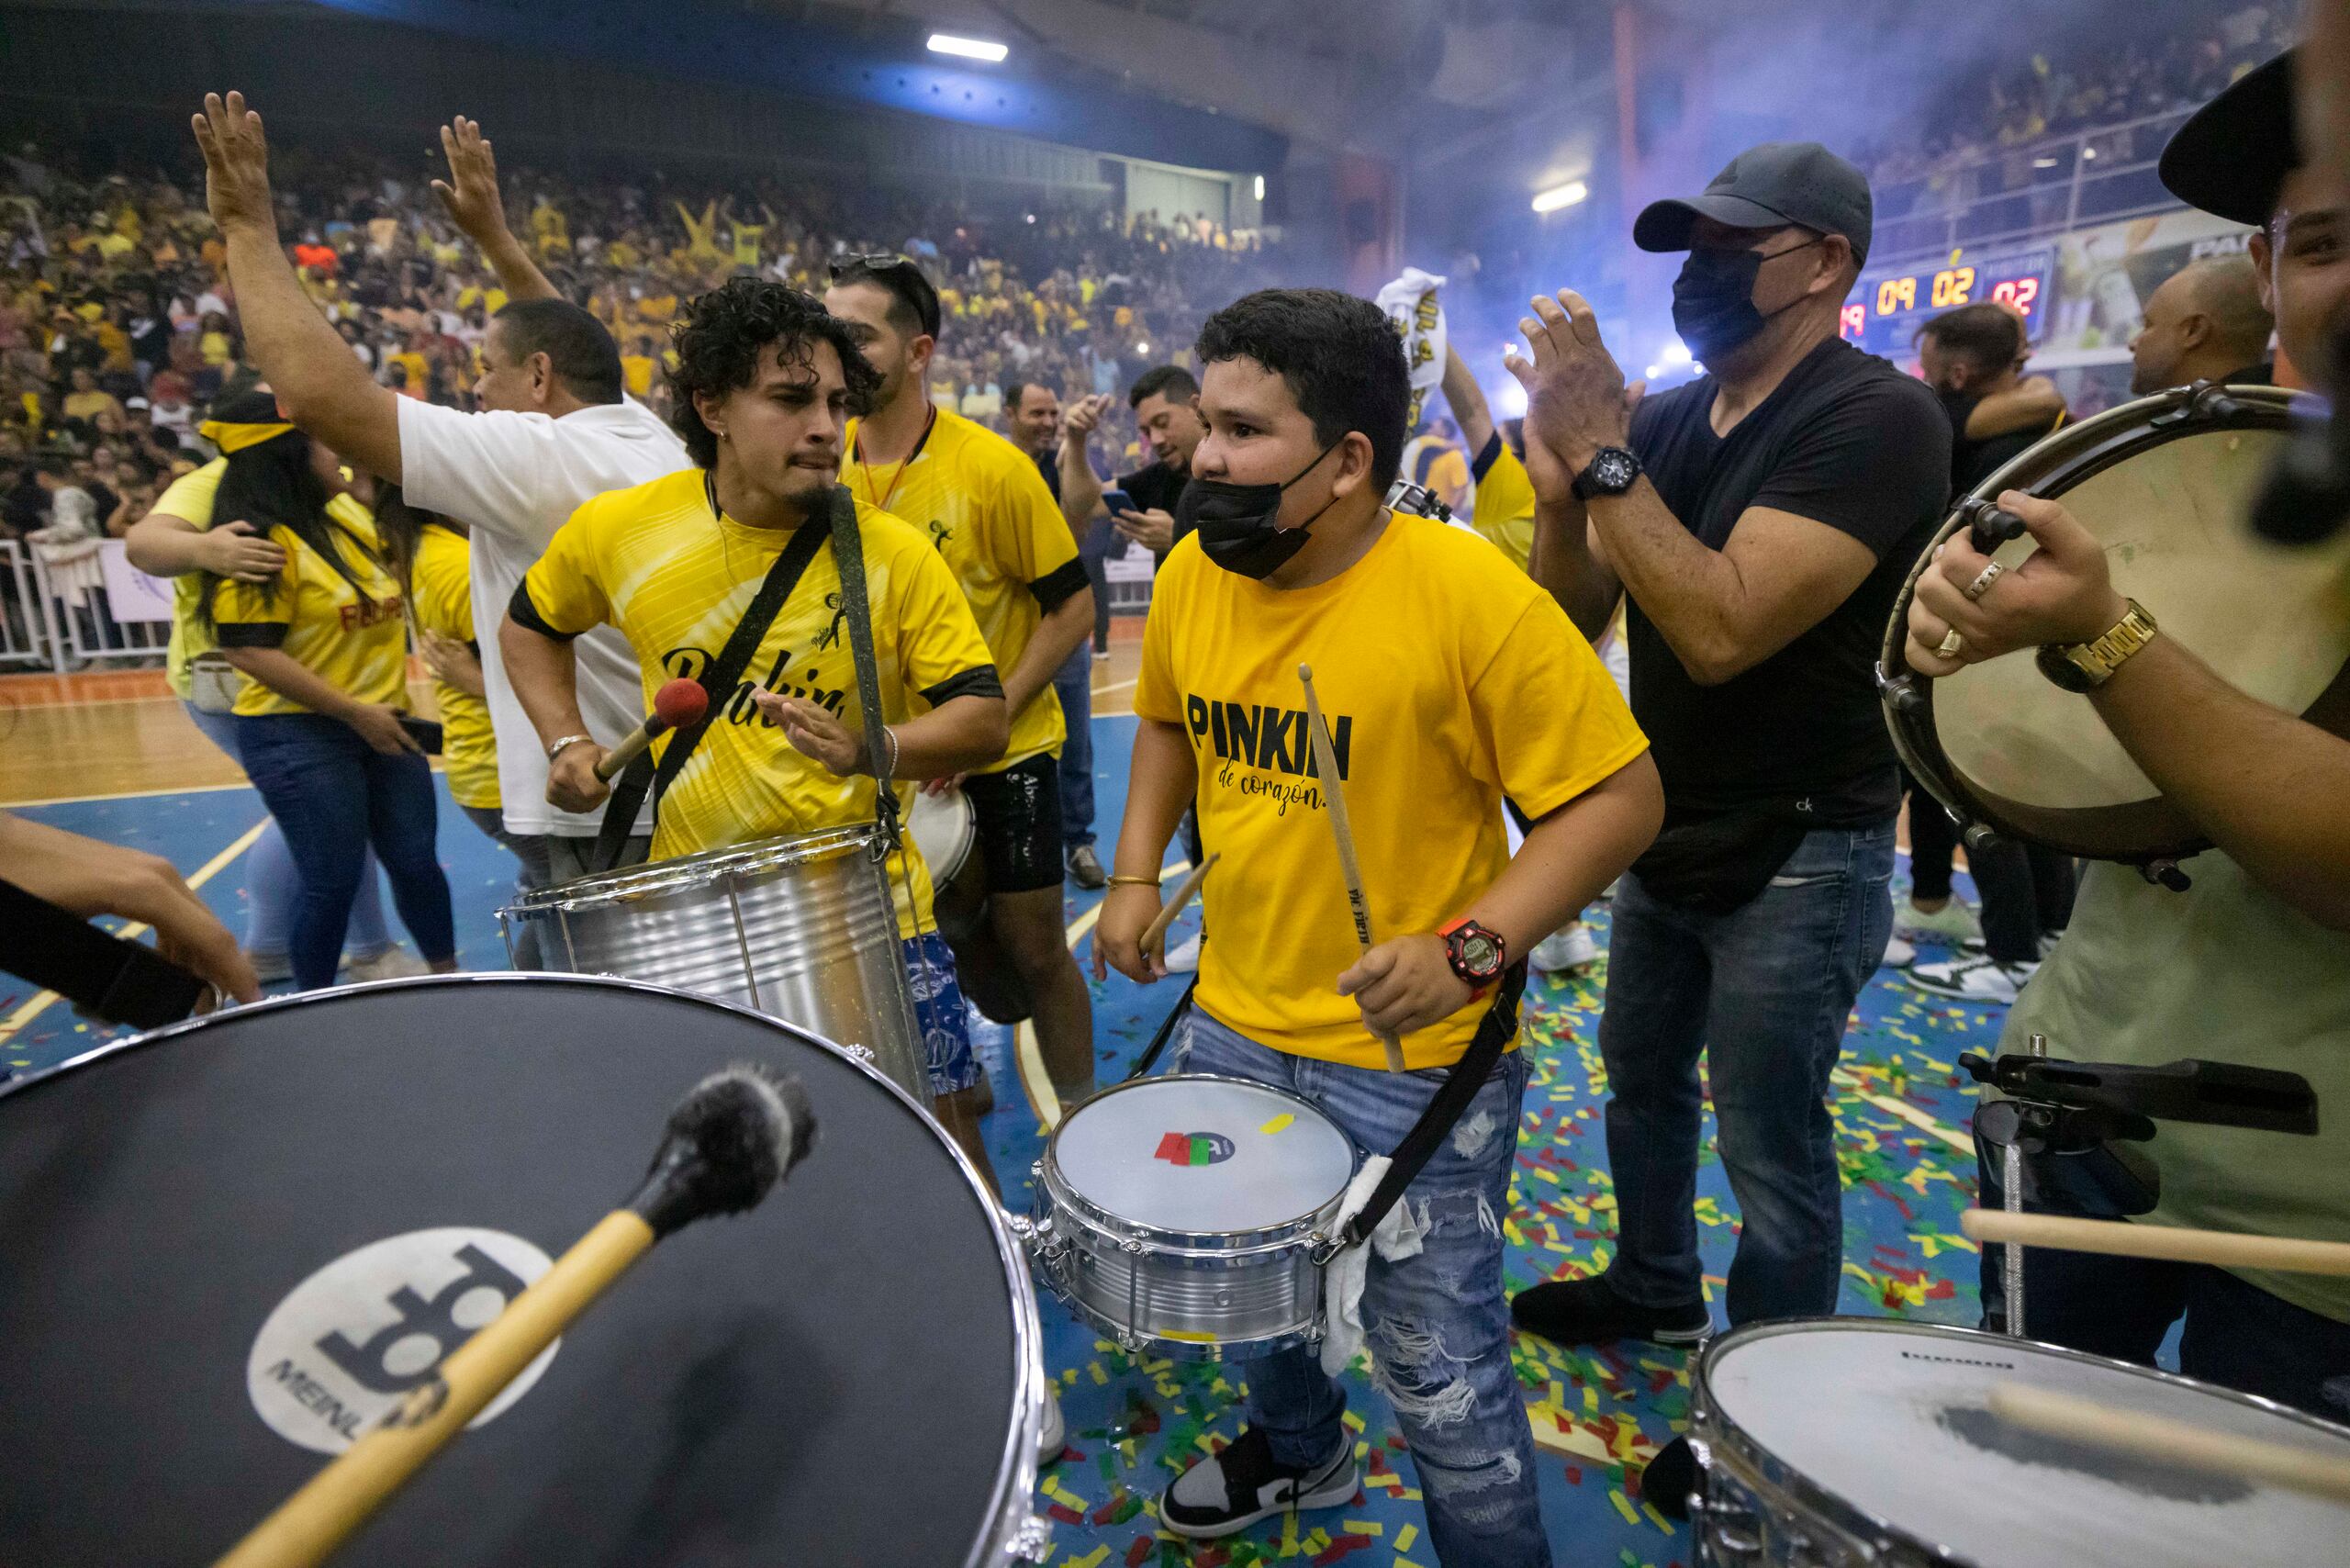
[{"xmin": 852, "ymin": 402, "xmax": 937, "ymax": 516}]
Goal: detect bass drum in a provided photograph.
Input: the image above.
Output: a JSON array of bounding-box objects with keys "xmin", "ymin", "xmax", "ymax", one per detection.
[
  {"xmin": 0, "ymin": 976, "xmax": 1048, "ymax": 1567},
  {"xmin": 1881, "ymin": 383, "xmax": 2350, "ymax": 868}
]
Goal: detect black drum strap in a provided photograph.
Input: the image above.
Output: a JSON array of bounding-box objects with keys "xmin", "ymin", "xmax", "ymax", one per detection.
[
  {"xmin": 0, "ymin": 877, "xmax": 207, "ymax": 1028},
  {"xmin": 1340, "ymin": 962, "xmax": 1528, "ymax": 1249},
  {"xmin": 593, "ymin": 486, "xmax": 832, "ymax": 873},
  {"xmin": 824, "ymin": 486, "xmax": 901, "ymax": 847}
]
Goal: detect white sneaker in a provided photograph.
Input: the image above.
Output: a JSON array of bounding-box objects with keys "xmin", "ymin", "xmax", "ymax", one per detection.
[
  {"xmin": 1037, "ymin": 1383, "xmax": 1065, "ymax": 1465},
  {"xmin": 1531, "ymin": 924, "xmax": 1599, "ymax": 973},
  {"xmin": 344, "ymin": 946, "xmax": 430, "ymax": 983},
  {"xmin": 1895, "ymin": 899, "xmax": 1983, "ymax": 946},
  {"xmin": 1904, "ymin": 954, "xmax": 2035, "ymax": 1004},
  {"xmin": 1163, "ymin": 934, "xmax": 1201, "ymax": 973},
  {"xmin": 1883, "ymin": 935, "xmax": 1916, "ymax": 969}
]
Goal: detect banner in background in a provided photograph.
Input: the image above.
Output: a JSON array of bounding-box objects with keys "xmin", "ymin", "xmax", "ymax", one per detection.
[
  {"xmin": 98, "ymin": 541, "xmax": 174, "ymax": 623},
  {"xmin": 2039, "ymin": 207, "xmax": 2255, "ymax": 360}
]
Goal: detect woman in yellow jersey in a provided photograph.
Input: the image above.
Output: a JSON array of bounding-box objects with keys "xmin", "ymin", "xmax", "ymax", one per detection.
[{"xmin": 199, "ymin": 393, "xmax": 456, "ymax": 992}]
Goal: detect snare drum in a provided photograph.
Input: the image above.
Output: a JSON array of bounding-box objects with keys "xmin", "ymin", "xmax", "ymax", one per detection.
[
  {"xmin": 910, "ymin": 785, "xmax": 978, "ymax": 885},
  {"xmin": 1689, "ymin": 1319, "xmax": 2350, "ymax": 1567},
  {"xmin": 1028, "ymin": 1075, "xmax": 1357, "ymax": 1361},
  {"xmin": 1883, "ymin": 383, "xmax": 2350, "ymax": 871},
  {"xmin": 499, "ymin": 826, "xmax": 929, "ymax": 1098}
]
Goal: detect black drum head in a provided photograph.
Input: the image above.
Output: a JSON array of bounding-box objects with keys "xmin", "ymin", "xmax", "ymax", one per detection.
[{"xmin": 0, "ymin": 976, "xmax": 1023, "ymax": 1566}]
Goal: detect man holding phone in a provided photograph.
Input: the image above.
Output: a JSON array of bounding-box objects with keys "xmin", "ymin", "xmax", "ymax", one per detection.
[{"xmin": 1058, "ymin": 364, "xmax": 1207, "ymax": 567}]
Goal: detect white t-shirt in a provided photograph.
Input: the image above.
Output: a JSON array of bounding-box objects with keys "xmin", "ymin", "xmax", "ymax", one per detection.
[{"xmin": 397, "ymin": 396, "xmax": 689, "ymax": 837}]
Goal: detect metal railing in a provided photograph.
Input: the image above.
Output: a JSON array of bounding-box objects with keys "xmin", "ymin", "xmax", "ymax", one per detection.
[
  {"xmin": 0, "ymin": 538, "xmax": 173, "ymax": 673},
  {"xmin": 0, "ymin": 540, "xmax": 63, "ymax": 669},
  {"xmin": 1867, "ymin": 107, "xmax": 2198, "ymax": 268}
]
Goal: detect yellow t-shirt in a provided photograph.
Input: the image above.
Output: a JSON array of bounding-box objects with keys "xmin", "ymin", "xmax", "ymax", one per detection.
[
  {"xmin": 200, "ymin": 330, "xmax": 231, "ymax": 366},
  {"xmin": 517, "ymin": 470, "xmax": 1000, "ymax": 935},
  {"xmin": 620, "ymin": 352, "xmax": 655, "ymax": 398},
  {"xmin": 1134, "ymin": 515, "xmax": 1648, "ymax": 1070},
  {"xmin": 1469, "ymin": 433, "xmax": 1537, "ymax": 577},
  {"xmin": 212, "ymin": 513, "xmax": 408, "ymax": 718},
  {"xmin": 410, "ymin": 523, "xmax": 499, "ymax": 811},
  {"xmin": 841, "ymin": 406, "xmax": 1079, "ymax": 771}
]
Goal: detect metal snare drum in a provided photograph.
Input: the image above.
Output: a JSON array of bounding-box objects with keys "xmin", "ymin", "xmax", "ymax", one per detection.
[
  {"xmin": 1689, "ymin": 1318, "xmax": 2350, "ymax": 1567},
  {"xmin": 499, "ymin": 826, "xmax": 929, "ymax": 1099},
  {"xmin": 1028, "ymin": 1075, "xmax": 1356, "ymax": 1361}
]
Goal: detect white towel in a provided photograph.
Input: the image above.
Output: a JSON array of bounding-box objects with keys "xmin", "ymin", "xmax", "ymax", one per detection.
[
  {"xmin": 1375, "ymin": 269, "xmax": 1449, "ymax": 428},
  {"xmin": 1319, "ymin": 1155, "xmax": 1427, "ymax": 1376}
]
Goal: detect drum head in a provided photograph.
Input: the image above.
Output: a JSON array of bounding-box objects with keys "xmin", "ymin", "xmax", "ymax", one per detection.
[
  {"xmin": 1053, "ymin": 1076, "xmax": 1354, "ymax": 1235},
  {"xmin": 1703, "ymin": 1321, "xmax": 2350, "ymax": 1567},
  {"xmin": 1888, "ymin": 386, "xmax": 2350, "ymax": 860},
  {"xmin": 908, "ymin": 788, "xmax": 976, "ymax": 884},
  {"xmin": 0, "ymin": 976, "xmax": 1026, "ymax": 1567}
]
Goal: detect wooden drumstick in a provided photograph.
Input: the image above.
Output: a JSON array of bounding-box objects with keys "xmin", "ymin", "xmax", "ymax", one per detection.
[
  {"xmin": 1987, "ymin": 1384, "xmax": 2350, "ymax": 1505},
  {"xmin": 1299, "ymin": 665, "xmax": 1407, "ymax": 1074},
  {"xmin": 214, "ymin": 1067, "xmax": 811, "ymax": 1568},
  {"xmin": 1140, "ymin": 852, "xmax": 1220, "ymax": 958},
  {"xmin": 1962, "ymin": 1209, "xmax": 2350, "ymax": 1277}
]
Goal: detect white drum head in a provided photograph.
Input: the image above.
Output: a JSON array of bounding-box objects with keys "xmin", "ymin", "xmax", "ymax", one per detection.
[
  {"xmin": 908, "ymin": 788, "xmax": 976, "ymax": 882},
  {"xmin": 1939, "ymin": 422, "xmax": 2350, "ymax": 811},
  {"xmin": 1707, "ymin": 1323, "xmax": 2350, "ymax": 1567},
  {"xmin": 1053, "ymin": 1077, "xmax": 1355, "ymax": 1235}
]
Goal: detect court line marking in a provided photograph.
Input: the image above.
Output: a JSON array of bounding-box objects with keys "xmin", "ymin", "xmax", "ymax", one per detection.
[
  {"xmin": 0, "ymin": 815, "xmax": 270, "ymax": 1048},
  {"xmin": 1013, "ymin": 858, "xmax": 1192, "ymax": 1132},
  {"xmin": 2, "ymin": 778, "xmax": 253, "ymax": 809}
]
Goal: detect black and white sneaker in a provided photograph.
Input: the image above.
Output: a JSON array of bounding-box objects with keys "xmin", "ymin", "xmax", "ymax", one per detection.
[{"xmin": 1160, "ymin": 1427, "xmax": 1359, "ymax": 1540}]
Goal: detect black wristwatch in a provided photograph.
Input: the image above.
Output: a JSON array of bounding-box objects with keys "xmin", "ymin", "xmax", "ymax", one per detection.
[
  {"xmin": 1439, "ymin": 918, "xmax": 1508, "ymax": 988},
  {"xmin": 1572, "ymin": 445, "xmax": 1642, "ymax": 500}
]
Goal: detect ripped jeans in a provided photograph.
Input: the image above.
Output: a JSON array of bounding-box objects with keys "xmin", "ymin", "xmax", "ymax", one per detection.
[{"xmin": 1180, "ymin": 1009, "xmax": 1550, "ymax": 1568}]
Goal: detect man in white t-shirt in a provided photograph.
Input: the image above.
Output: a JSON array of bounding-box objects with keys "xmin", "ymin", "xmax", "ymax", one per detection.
[{"xmin": 194, "ymin": 98, "xmax": 688, "ymax": 901}]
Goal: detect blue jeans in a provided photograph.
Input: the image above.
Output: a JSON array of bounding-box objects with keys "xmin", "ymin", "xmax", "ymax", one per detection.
[
  {"xmin": 184, "ymin": 700, "xmax": 392, "ymax": 959},
  {"xmin": 235, "ymin": 713, "xmax": 455, "ymax": 991},
  {"xmin": 1050, "ymin": 641, "xmax": 1094, "ymax": 849},
  {"xmin": 1599, "ymin": 824, "xmax": 1895, "ymax": 1325},
  {"xmin": 1180, "ymin": 1011, "xmax": 1550, "ymax": 1568}
]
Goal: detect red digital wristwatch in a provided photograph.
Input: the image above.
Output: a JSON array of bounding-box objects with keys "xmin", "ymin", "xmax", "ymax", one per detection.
[{"xmin": 1439, "ymin": 917, "xmax": 1508, "ymax": 988}]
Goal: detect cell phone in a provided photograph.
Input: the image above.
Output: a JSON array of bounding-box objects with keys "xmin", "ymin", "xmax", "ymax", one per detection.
[
  {"xmin": 398, "ymin": 716, "xmax": 444, "ymax": 755},
  {"xmin": 1102, "ymin": 488, "xmax": 1137, "ymax": 518}
]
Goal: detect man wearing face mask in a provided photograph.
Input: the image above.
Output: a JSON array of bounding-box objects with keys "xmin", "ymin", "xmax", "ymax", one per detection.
[
  {"xmin": 1096, "ymin": 288, "xmax": 1662, "ymax": 1563},
  {"xmin": 1505, "ymin": 142, "xmax": 1949, "ymax": 1507}
]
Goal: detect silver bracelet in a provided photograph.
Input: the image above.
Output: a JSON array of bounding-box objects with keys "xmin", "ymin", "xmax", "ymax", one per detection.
[
  {"xmin": 546, "ymin": 733, "xmax": 596, "ymax": 761},
  {"xmin": 878, "ymin": 724, "xmax": 900, "ymax": 778}
]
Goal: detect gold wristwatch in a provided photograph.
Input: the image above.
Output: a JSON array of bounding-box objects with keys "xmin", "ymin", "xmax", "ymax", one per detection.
[{"xmin": 2035, "ymin": 599, "xmax": 2158, "ymax": 692}]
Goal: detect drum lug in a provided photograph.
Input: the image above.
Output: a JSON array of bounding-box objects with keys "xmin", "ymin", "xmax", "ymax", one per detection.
[
  {"xmin": 1307, "ymin": 1231, "xmax": 1346, "ymax": 1268},
  {"xmin": 1875, "ymin": 664, "xmax": 1926, "ymax": 715},
  {"xmin": 1004, "ymin": 1513, "xmax": 1054, "ymax": 1562},
  {"xmin": 2140, "ymin": 857, "xmax": 2193, "ymax": 893}
]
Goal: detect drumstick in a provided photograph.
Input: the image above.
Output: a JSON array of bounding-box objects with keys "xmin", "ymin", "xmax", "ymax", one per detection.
[
  {"xmin": 1299, "ymin": 665, "xmax": 1407, "ymax": 1074},
  {"xmin": 1140, "ymin": 852, "xmax": 1220, "ymax": 957},
  {"xmin": 1962, "ymin": 1209, "xmax": 2350, "ymax": 1277},
  {"xmin": 594, "ymin": 678, "xmax": 710, "ymax": 782},
  {"xmin": 214, "ymin": 1065, "xmax": 812, "ymax": 1568},
  {"xmin": 1987, "ymin": 1384, "xmax": 2350, "ymax": 1505}
]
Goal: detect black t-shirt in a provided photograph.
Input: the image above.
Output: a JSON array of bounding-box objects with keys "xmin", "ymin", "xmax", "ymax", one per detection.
[
  {"xmin": 1940, "ymin": 388, "xmax": 2061, "ymax": 494},
  {"xmin": 1030, "ymin": 447, "xmax": 1061, "ymax": 502},
  {"xmin": 1626, "ymin": 335, "xmax": 1951, "ymax": 827},
  {"xmin": 1119, "ymin": 460, "xmax": 1192, "ymax": 566}
]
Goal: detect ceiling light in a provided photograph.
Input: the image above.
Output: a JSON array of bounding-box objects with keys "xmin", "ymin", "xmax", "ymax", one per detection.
[
  {"xmin": 927, "ymin": 33, "xmax": 1008, "ymax": 62},
  {"xmin": 2032, "ymin": 156, "xmax": 2060, "ymax": 169},
  {"xmin": 1531, "ymin": 180, "xmax": 1589, "ymax": 214},
  {"xmin": 1253, "ymin": 174, "xmax": 1266, "ymax": 201}
]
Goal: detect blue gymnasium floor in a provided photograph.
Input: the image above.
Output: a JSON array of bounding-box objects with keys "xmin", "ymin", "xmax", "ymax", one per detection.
[{"xmin": 3, "ymin": 712, "xmax": 2005, "ymax": 1568}]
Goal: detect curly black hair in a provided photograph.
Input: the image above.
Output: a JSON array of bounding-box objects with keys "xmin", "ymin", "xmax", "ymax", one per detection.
[{"xmin": 667, "ymin": 279, "xmax": 882, "ymax": 469}]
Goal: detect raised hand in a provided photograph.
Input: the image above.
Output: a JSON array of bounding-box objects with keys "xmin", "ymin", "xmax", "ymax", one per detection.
[
  {"xmin": 190, "ymin": 91, "xmax": 277, "ymax": 236},
  {"xmin": 431, "ymin": 117, "xmax": 509, "ymax": 244}
]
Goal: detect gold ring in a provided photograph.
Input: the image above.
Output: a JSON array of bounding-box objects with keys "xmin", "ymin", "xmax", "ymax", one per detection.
[
  {"xmin": 1962, "ymin": 561, "xmax": 2006, "ymax": 601},
  {"xmin": 1936, "ymin": 628, "xmax": 1965, "ymax": 658}
]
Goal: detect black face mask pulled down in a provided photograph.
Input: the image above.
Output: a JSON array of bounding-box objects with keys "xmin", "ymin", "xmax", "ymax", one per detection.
[
  {"xmin": 1177, "ymin": 441, "xmax": 1343, "ymax": 579},
  {"xmin": 1671, "ymin": 238, "xmax": 1823, "ymax": 365}
]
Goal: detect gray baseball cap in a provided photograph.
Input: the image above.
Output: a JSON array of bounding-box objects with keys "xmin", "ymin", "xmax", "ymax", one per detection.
[{"xmin": 1635, "ymin": 141, "xmax": 1874, "ymax": 267}]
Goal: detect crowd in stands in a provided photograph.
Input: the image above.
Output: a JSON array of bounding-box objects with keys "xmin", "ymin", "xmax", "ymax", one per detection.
[{"xmin": 0, "ymin": 129, "xmax": 1279, "ymax": 607}]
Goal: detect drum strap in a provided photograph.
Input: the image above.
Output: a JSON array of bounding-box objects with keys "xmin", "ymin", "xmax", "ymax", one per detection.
[
  {"xmin": 592, "ymin": 498, "xmax": 834, "ymax": 873},
  {"xmin": 1340, "ymin": 961, "xmax": 1528, "ymax": 1249},
  {"xmin": 0, "ymin": 876, "xmax": 207, "ymax": 1028},
  {"xmin": 823, "ymin": 485, "xmax": 901, "ymax": 846}
]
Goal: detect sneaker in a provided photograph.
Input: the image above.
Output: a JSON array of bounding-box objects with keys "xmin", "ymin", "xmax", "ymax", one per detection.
[
  {"xmin": 1066, "ymin": 845, "xmax": 1107, "ymax": 890},
  {"xmin": 245, "ymin": 948, "xmax": 293, "ymax": 985},
  {"xmin": 1882, "ymin": 935, "xmax": 1916, "ymax": 969},
  {"xmin": 1903, "ymin": 954, "xmax": 2036, "ymax": 1004},
  {"xmin": 344, "ymin": 946, "xmax": 429, "ymax": 983},
  {"xmin": 1163, "ymin": 934, "xmax": 1201, "ymax": 973},
  {"xmin": 1092, "ymin": 648, "xmax": 1110, "ymax": 662},
  {"xmin": 1895, "ymin": 898, "xmax": 1982, "ymax": 946},
  {"xmin": 1037, "ymin": 1383, "xmax": 1066, "ymax": 1466},
  {"xmin": 1637, "ymin": 1434, "xmax": 1698, "ymax": 1520},
  {"xmin": 1510, "ymin": 1273, "xmax": 1711, "ymax": 1348},
  {"xmin": 1161, "ymin": 1427, "xmax": 1359, "ymax": 1540},
  {"xmin": 1530, "ymin": 924, "xmax": 1599, "ymax": 974}
]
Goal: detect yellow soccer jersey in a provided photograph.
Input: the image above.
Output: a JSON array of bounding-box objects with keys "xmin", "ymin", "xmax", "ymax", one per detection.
[
  {"xmin": 410, "ymin": 523, "xmax": 499, "ymax": 811},
  {"xmin": 1135, "ymin": 513, "xmax": 1648, "ymax": 1070},
  {"xmin": 212, "ymin": 512, "xmax": 408, "ymax": 719},
  {"xmin": 1469, "ymin": 431, "xmax": 1537, "ymax": 576},
  {"xmin": 843, "ymin": 405, "xmax": 1081, "ymax": 771},
  {"xmin": 517, "ymin": 470, "xmax": 1000, "ymax": 936}
]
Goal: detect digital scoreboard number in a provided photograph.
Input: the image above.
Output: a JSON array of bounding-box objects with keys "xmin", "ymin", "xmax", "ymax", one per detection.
[{"xmin": 1839, "ymin": 247, "xmax": 2055, "ymax": 359}]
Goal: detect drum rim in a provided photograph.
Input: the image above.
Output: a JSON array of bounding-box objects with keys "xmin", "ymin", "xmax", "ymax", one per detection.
[
  {"xmin": 2, "ymin": 971, "xmax": 1050, "ymax": 1567},
  {"xmin": 1879, "ymin": 382, "xmax": 2342, "ymax": 865},
  {"xmin": 498, "ymin": 824, "xmax": 887, "ymax": 915},
  {"xmin": 1692, "ymin": 1316, "xmax": 2350, "ymax": 1565},
  {"xmin": 1041, "ymin": 1073, "xmax": 1360, "ymax": 1250}
]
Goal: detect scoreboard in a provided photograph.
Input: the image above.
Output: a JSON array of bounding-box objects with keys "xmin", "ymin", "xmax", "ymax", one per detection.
[{"xmin": 1838, "ymin": 247, "xmax": 2055, "ymax": 359}]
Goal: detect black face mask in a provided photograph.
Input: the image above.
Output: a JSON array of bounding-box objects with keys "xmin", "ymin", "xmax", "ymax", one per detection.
[
  {"xmin": 1178, "ymin": 440, "xmax": 1343, "ymax": 579},
  {"xmin": 1671, "ymin": 237, "xmax": 1823, "ymax": 364}
]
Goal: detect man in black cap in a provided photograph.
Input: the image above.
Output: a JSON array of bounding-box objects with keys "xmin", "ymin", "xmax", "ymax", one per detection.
[
  {"xmin": 1903, "ymin": 46, "xmax": 2350, "ymax": 1420},
  {"xmin": 1503, "ymin": 140, "xmax": 1950, "ymax": 1506}
]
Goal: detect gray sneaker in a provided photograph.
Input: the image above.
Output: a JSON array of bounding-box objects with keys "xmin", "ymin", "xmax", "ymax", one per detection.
[
  {"xmin": 1161, "ymin": 1427, "xmax": 1358, "ymax": 1540},
  {"xmin": 1066, "ymin": 844, "xmax": 1107, "ymax": 890}
]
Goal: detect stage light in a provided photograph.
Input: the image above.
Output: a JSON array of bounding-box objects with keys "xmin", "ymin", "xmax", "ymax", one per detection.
[
  {"xmin": 2033, "ymin": 156, "xmax": 2060, "ymax": 169},
  {"xmin": 1253, "ymin": 174, "xmax": 1266, "ymax": 201},
  {"xmin": 1493, "ymin": 376, "xmax": 1528, "ymax": 419},
  {"xmin": 1136, "ymin": 342, "xmax": 1150, "ymax": 355},
  {"xmin": 1531, "ymin": 180, "xmax": 1589, "ymax": 214},
  {"xmin": 928, "ymin": 33, "xmax": 1008, "ymax": 62},
  {"xmin": 1662, "ymin": 340, "xmax": 1693, "ymax": 367},
  {"xmin": 2081, "ymin": 146, "xmax": 2097, "ymax": 161}
]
